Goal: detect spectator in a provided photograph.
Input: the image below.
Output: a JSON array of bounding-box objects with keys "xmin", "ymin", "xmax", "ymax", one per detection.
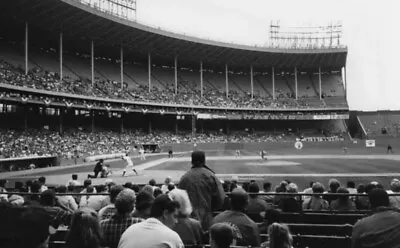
[
  {"xmin": 347, "ymin": 181, "xmax": 357, "ymax": 201},
  {"xmin": 40, "ymin": 189, "xmax": 72, "ymax": 227},
  {"xmin": 323, "ymin": 178, "xmax": 341, "ymax": 204},
  {"xmin": 179, "ymin": 151, "xmax": 225, "ymax": 230},
  {"xmin": 56, "ymin": 185, "xmax": 78, "ymax": 212},
  {"xmin": 153, "ymin": 188, "xmax": 163, "ymax": 198},
  {"xmin": 98, "ymin": 185, "xmax": 124, "ymax": 221},
  {"xmin": 209, "ymin": 223, "xmax": 234, "ymax": 248},
  {"xmin": 262, "ymin": 223, "xmax": 293, "ymax": 248},
  {"xmin": 274, "ymin": 181, "xmax": 288, "ymax": 205},
  {"xmin": 18, "ymin": 207, "xmax": 52, "ymax": 248},
  {"xmin": 118, "ymin": 194, "xmax": 184, "ymax": 248},
  {"xmin": 8, "ymin": 181, "xmax": 25, "ymax": 206},
  {"xmin": 352, "ymin": 188, "xmax": 400, "ymax": 248},
  {"xmin": 132, "ymin": 191, "xmax": 155, "ymax": 219},
  {"xmin": 355, "ymin": 184, "xmax": 369, "ymax": 210},
  {"xmin": 101, "ymin": 189, "xmax": 143, "ymax": 248},
  {"xmin": 66, "ymin": 174, "xmax": 82, "ymax": 187},
  {"xmin": 302, "ymin": 181, "xmax": 314, "ymax": 202},
  {"xmin": 0, "ymin": 179, "xmax": 7, "ymax": 202},
  {"xmin": 141, "ymin": 185, "xmax": 154, "ymax": 196},
  {"xmin": 302, "ymin": 182, "xmax": 329, "ymax": 211},
  {"xmin": 212, "ymin": 188, "xmax": 261, "ymax": 247},
  {"xmin": 24, "ymin": 181, "xmax": 41, "ymax": 206},
  {"xmin": 388, "ymin": 179, "xmax": 400, "ymax": 208},
  {"xmin": 80, "ymin": 179, "xmax": 97, "ymax": 194},
  {"xmin": 161, "ymin": 176, "xmax": 172, "ymax": 193},
  {"xmin": 149, "ymin": 179, "xmax": 159, "ymax": 191},
  {"xmin": 169, "ymin": 188, "xmax": 205, "ymax": 245},
  {"xmin": 38, "ymin": 176, "xmax": 48, "ymax": 193},
  {"xmin": 247, "ymin": 182, "xmax": 269, "ymax": 221},
  {"xmin": 82, "ymin": 185, "xmax": 109, "ymax": 211},
  {"xmin": 278, "ymin": 183, "xmax": 302, "ymax": 213},
  {"xmin": 260, "ymin": 181, "xmax": 274, "ymax": 205},
  {"xmin": 329, "ymin": 187, "xmax": 356, "ymax": 211},
  {"xmin": 66, "ymin": 208, "xmax": 102, "ymax": 248}
]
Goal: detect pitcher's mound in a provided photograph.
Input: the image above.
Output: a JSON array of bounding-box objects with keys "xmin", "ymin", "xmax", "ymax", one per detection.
[{"xmin": 246, "ymin": 161, "xmax": 300, "ymax": 167}]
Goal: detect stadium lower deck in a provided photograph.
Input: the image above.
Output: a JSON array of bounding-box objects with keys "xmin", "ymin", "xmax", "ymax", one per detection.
[{"xmin": 4, "ymin": 147, "xmax": 400, "ymax": 190}]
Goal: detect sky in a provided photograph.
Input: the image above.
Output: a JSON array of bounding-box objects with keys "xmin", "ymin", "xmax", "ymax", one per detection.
[{"xmin": 134, "ymin": 0, "xmax": 400, "ymax": 111}]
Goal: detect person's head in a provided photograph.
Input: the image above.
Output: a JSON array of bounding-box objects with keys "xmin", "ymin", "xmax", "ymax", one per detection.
[
  {"xmin": 67, "ymin": 208, "xmax": 102, "ymax": 248},
  {"xmin": 286, "ymin": 183, "xmax": 298, "ymax": 194},
  {"xmin": 263, "ymin": 181, "xmax": 272, "ymax": 192},
  {"xmin": 136, "ymin": 191, "xmax": 155, "ymax": 218},
  {"xmin": 19, "ymin": 207, "xmax": 51, "ymax": 248},
  {"xmin": 312, "ymin": 182, "xmax": 325, "ymax": 194},
  {"xmin": 248, "ymin": 182, "xmax": 260, "ymax": 199},
  {"xmin": 72, "ymin": 174, "xmax": 78, "ymax": 180},
  {"xmin": 150, "ymin": 194, "xmax": 180, "ymax": 228},
  {"xmin": 210, "ymin": 223, "xmax": 234, "ymax": 248},
  {"xmin": 40, "ymin": 190, "xmax": 56, "ymax": 206},
  {"xmin": 369, "ymin": 188, "xmax": 390, "ymax": 209},
  {"xmin": 38, "ymin": 177, "xmax": 46, "ymax": 185},
  {"xmin": 357, "ymin": 184, "xmax": 365, "ymax": 193},
  {"xmin": 268, "ymin": 223, "xmax": 293, "ymax": 248},
  {"xmin": 99, "ymin": 159, "xmax": 104, "ymax": 163},
  {"xmin": 153, "ymin": 188, "xmax": 163, "ymax": 198},
  {"xmin": 164, "ymin": 177, "xmax": 172, "ymax": 185},
  {"xmin": 337, "ymin": 187, "xmax": 350, "ymax": 202},
  {"xmin": 309, "ymin": 181, "xmax": 315, "ymax": 188},
  {"xmin": 390, "ymin": 179, "xmax": 400, "ymax": 193},
  {"xmin": 191, "ymin": 151, "xmax": 206, "ymax": 167},
  {"xmin": 83, "ymin": 179, "xmax": 92, "ymax": 188},
  {"xmin": 168, "ymin": 189, "xmax": 192, "ymax": 217},
  {"xmin": 142, "ymin": 185, "xmax": 154, "ymax": 196},
  {"xmin": 115, "ymin": 188, "xmax": 136, "ymax": 215},
  {"xmin": 57, "ymin": 185, "xmax": 67, "ymax": 194},
  {"xmin": 86, "ymin": 185, "xmax": 94, "ymax": 194},
  {"xmin": 67, "ymin": 185, "xmax": 75, "ymax": 192},
  {"xmin": 149, "ymin": 179, "xmax": 156, "ymax": 186},
  {"xmin": 109, "ymin": 185, "xmax": 124, "ymax": 204},
  {"xmin": 167, "ymin": 183, "xmax": 175, "ymax": 192},
  {"xmin": 347, "ymin": 181, "xmax": 355, "ymax": 189},
  {"xmin": 365, "ymin": 183, "xmax": 377, "ymax": 194},
  {"xmin": 97, "ymin": 185, "xmax": 107, "ymax": 193},
  {"xmin": 230, "ymin": 188, "xmax": 249, "ymax": 212},
  {"xmin": 328, "ymin": 179, "xmax": 341, "ymax": 193}
]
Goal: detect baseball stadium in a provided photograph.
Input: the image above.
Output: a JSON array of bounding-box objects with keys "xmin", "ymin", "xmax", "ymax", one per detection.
[{"xmin": 1, "ymin": 1, "xmax": 400, "ymax": 248}]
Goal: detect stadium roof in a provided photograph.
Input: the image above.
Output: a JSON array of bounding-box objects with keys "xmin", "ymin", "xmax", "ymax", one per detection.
[{"xmin": 0, "ymin": 0, "xmax": 347, "ymax": 70}]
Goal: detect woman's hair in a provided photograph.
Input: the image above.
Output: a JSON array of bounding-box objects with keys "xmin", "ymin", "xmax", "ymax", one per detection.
[
  {"xmin": 268, "ymin": 223, "xmax": 293, "ymax": 248},
  {"xmin": 168, "ymin": 188, "xmax": 192, "ymax": 217},
  {"xmin": 66, "ymin": 208, "xmax": 102, "ymax": 248},
  {"xmin": 337, "ymin": 187, "xmax": 350, "ymax": 202}
]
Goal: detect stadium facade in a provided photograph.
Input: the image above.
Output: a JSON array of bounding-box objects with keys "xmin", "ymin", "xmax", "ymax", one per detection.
[{"xmin": 0, "ymin": 0, "xmax": 349, "ymax": 136}]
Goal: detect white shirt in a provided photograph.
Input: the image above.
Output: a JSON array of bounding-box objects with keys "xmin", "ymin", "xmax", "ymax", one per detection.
[
  {"xmin": 79, "ymin": 194, "xmax": 109, "ymax": 211},
  {"xmin": 66, "ymin": 180, "xmax": 82, "ymax": 187},
  {"xmin": 118, "ymin": 218, "xmax": 184, "ymax": 248},
  {"xmin": 123, "ymin": 156, "xmax": 134, "ymax": 166},
  {"xmin": 139, "ymin": 149, "xmax": 145, "ymax": 154},
  {"xmin": 57, "ymin": 195, "xmax": 78, "ymax": 211}
]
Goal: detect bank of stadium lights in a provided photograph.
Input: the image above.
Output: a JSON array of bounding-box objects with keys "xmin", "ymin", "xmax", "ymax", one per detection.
[
  {"xmin": 268, "ymin": 20, "xmax": 343, "ymax": 49},
  {"xmin": 79, "ymin": 0, "xmax": 137, "ymax": 21}
]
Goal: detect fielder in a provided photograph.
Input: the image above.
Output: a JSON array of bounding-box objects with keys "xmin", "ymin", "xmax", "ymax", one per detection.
[
  {"xmin": 139, "ymin": 147, "xmax": 146, "ymax": 160},
  {"xmin": 122, "ymin": 153, "xmax": 138, "ymax": 177}
]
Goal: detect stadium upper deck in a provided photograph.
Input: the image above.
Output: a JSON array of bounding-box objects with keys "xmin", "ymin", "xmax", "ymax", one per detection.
[{"xmin": 0, "ymin": 0, "xmax": 347, "ymax": 69}]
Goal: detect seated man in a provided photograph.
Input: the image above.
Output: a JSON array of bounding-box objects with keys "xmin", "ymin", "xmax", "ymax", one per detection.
[
  {"xmin": 212, "ymin": 188, "xmax": 261, "ymax": 247},
  {"xmin": 18, "ymin": 207, "xmax": 53, "ymax": 248},
  {"xmin": 210, "ymin": 223, "xmax": 234, "ymax": 248},
  {"xmin": 352, "ymin": 188, "xmax": 400, "ymax": 248}
]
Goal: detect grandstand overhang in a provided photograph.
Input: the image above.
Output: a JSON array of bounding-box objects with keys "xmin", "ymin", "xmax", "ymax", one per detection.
[{"xmin": 0, "ymin": 0, "xmax": 347, "ymax": 71}]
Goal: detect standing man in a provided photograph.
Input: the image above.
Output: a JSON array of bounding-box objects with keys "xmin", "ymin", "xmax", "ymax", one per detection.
[
  {"xmin": 122, "ymin": 153, "xmax": 138, "ymax": 177},
  {"xmin": 387, "ymin": 144, "xmax": 394, "ymax": 154},
  {"xmin": 178, "ymin": 151, "xmax": 225, "ymax": 230},
  {"xmin": 235, "ymin": 150, "xmax": 241, "ymax": 159},
  {"xmin": 139, "ymin": 147, "xmax": 146, "ymax": 160}
]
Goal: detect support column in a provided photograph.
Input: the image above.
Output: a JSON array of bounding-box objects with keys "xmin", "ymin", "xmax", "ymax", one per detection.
[
  {"xmin": 175, "ymin": 118, "xmax": 178, "ymax": 134},
  {"xmin": 59, "ymin": 32, "xmax": 63, "ymax": 81},
  {"xmin": 148, "ymin": 119, "xmax": 152, "ymax": 133},
  {"xmin": 225, "ymin": 64, "xmax": 229, "ymax": 98},
  {"xmin": 25, "ymin": 22, "xmax": 28, "ymax": 75},
  {"xmin": 174, "ymin": 56, "xmax": 178, "ymax": 94},
  {"xmin": 191, "ymin": 115, "xmax": 196, "ymax": 136},
  {"xmin": 272, "ymin": 67, "xmax": 275, "ymax": 99},
  {"xmin": 91, "ymin": 41, "xmax": 94, "ymax": 86},
  {"xmin": 318, "ymin": 67, "xmax": 322, "ymax": 99},
  {"xmin": 344, "ymin": 66, "xmax": 347, "ymax": 100},
  {"xmin": 294, "ymin": 67, "xmax": 298, "ymax": 100},
  {"xmin": 59, "ymin": 108, "xmax": 63, "ymax": 134},
  {"xmin": 200, "ymin": 61, "xmax": 203, "ymax": 98},
  {"xmin": 24, "ymin": 106, "xmax": 28, "ymax": 131},
  {"xmin": 148, "ymin": 53, "xmax": 151, "ymax": 92},
  {"xmin": 121, "ymin": 113, "xmax": 124, "ymax": 133},
  {"xmin": 120, "ymin": 46, "xmax": 124, "ymax": 89},
  {"xmin": 250, "ymin": 65, "xmax": 254, "ymax": 98}
]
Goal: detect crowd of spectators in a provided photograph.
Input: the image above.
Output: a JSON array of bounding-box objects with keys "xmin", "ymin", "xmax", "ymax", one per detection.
[
  {"xmin": 0, "ymin": 59, "xmax": 345, "ymax": 109},
  {"xmin": 0, "ymin": 129, "xmax": 287, "ymax": 159},
  {"xmin": 1, "ymin": 151, "xmax": 400, "ymax": 248}
]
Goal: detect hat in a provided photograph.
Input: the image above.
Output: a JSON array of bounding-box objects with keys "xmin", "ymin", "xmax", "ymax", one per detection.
[{"xmin": 191, "ymin": 151, "xmax": 205, "ymax": 165}]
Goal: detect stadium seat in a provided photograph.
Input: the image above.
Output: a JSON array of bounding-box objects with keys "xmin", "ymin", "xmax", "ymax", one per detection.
[
  {"xmin": 292, "ymin": 235, "xmax": 352, "ymax": 248},
  {"xmin": 279, "ymin": 212, "xmax": 365, "ymax": 225},
  {"xmin": 287, "ymin": 223, "xmax": 353, "ymax": 237}
]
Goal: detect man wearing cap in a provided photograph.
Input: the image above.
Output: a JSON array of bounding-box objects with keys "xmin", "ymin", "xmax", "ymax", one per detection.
[
  {"xmin": 178, "ymin": 151, "xmax": 225, "ymax": 230},
  {"xmin": 352, "ymin": 188, "xmax": 400, "ymax": 248},
  {"xmin": 101, "ymin": 189, "xmax": 143, "ymax": 248},
  {"xmin": 118, "ymin": 194, "xmax": 184, "ymax": 248},
  {"xmin": 212, "ymin": 188, "xmax": 260, "ymax": 247}
]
